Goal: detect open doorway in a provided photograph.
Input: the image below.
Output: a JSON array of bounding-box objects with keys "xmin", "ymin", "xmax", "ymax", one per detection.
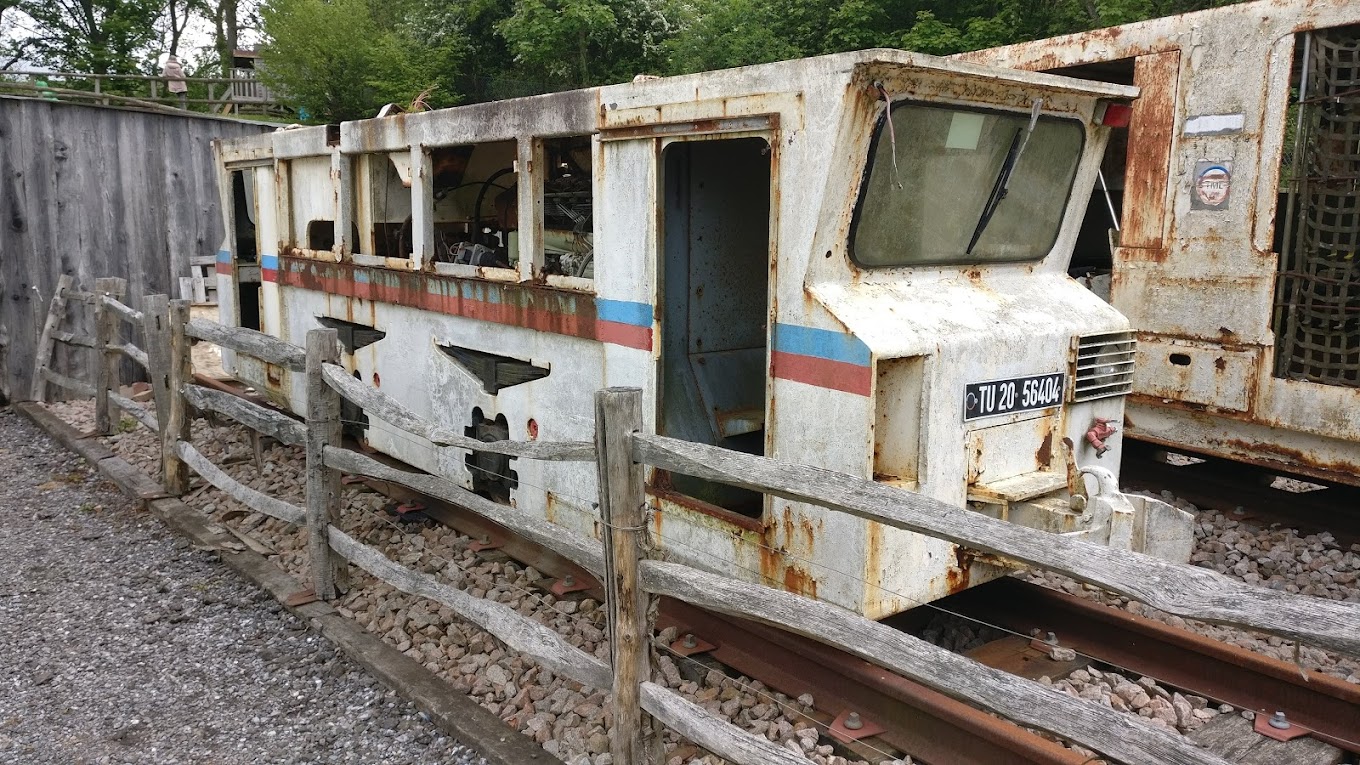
[
  {"xmin": 229, "ymin": 168, "xmax": 262, "ymax": 330},
  {"xmin": 657, "ymin": 137, "xmax": 772, "ymax": 518}
]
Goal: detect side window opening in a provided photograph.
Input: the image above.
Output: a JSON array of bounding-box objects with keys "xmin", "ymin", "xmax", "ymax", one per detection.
[
  {"xmin": 1045, "ymin": 59, "xmax": 1136, "ymax": 285},
  {"xmin": 542, "ymin": 135, "xmax": 595, "ymax": 280},
  {"xmin": 359, "ymin": 151, "xmax": 414, "ymax": 260},
  {"xmin": 429, "ymin": 142, "xmax": 518, "ymax": 269},
  {"xmin": 307, "ymin": 220, "xmax": 359, "ymax": 251}
]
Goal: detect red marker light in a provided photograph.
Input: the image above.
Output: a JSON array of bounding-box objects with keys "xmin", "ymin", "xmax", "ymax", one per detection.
[{"xmin": 1100, "ymin": 102, "xmax": 1134, "ymax": 128}]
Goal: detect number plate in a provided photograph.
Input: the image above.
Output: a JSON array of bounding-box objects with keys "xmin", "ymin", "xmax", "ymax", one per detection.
[{"xmin": 964, "ymin": 373, "xmax": 1065, "ymax": 421}]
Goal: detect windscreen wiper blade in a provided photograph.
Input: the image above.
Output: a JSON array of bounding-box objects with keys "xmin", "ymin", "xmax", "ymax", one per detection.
[{"xmin": 965, "ymin": 99, "xmax": 1043, "ymax": 255}]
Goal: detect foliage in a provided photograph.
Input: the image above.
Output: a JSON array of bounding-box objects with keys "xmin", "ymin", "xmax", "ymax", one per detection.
[
  {"xmin": 258, "ymin": 0, "xmax": 461, "ymax": 122},
  {"xmin": 13, "ymin": 0, "xmax": 164, "ymax": 75},
  {"xmin": 497, "ymin": 0, "xmax": 676, "ymax": 88}
]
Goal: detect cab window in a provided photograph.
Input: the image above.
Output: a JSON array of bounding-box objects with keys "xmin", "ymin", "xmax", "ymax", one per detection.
[{"xmin": 851, "ymin": 102, "xmax": 1084, "ymax": 267}]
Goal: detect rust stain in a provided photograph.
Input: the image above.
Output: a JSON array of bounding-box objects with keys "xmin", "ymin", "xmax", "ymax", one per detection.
[
  {"xmin": 1117, "ymin": 245, "xmax": 1169, "ymax": 264},
  {"xmin": 1222, "ymin": 438, "xmax": 1359, "ymax": 477},
  {"xmin": 782, "ymin": 565, "xmax": 817, "ymax": 598},
  {"xmin": 947, "ymin": 546, "xmax": 974, "ymax": 595},
  {"xmin": 372, "ymin": 371, "xmax": 382, "ymax": 387},
  {"xmin": 1120, "ymin": 51, "xmax": 1181, "ymax": 251},
  {"xmin": 645, "ymin": 484, "xmax": 763, "ymax": 534},
  {"xmin": 864, "ymin": 519, "xmax": 882, "ymax": 612},
  {"xmin": 544, "ymin": 492, "xmax": 557, "ymax": 524},
  {"xmin": 1036, "ymin": 428, "xmax": 1054, "ymax": 468},
  {"xmin": 1213, "ymin": 357, "xmax": 1226, "ymax": 372}
]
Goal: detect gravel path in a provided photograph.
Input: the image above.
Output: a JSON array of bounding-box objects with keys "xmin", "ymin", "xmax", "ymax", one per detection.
[{"xmin": 0, "ymin": 408, "xmax": 489, "ymax": 765}]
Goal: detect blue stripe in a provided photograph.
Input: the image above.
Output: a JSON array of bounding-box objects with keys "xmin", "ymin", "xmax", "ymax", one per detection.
[
  {"xmin": 773, "ymin": 323, "xmax": 870, "ymax": 366},
  {"xmin": 216, "ymin": 250, "xmax": 232, "ymax": 264},
  {"xmin": 597, "ymin": 299, "xmax": 652, "ymax": 328},
  {"xmin": 261, "ymin": 254, "xmax": 279, "ymax": 270}
]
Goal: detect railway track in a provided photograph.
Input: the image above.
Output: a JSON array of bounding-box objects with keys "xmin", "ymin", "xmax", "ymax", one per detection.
[
  {"xmin": 192, "ymin": 376, "xmax": 1360, "ymax": 763},
  {"xmin": 372, "ymin": 467, "xmax": 1360, "ymax": 764},
  {"xmin": 1121, "ymin": 439, "xmax": 1360, "ymax": 550}
]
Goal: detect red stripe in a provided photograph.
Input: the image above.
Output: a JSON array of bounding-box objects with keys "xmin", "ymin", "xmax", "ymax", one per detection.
[
  {"xmin": 272, "ymin": 256, "xmax": 651, "ymax": 351},
  {"xmin": 215, "ymin": 262, "xmax": 233, "ymax": 275},
  {"xmin": 771, "ymin": 350, "xmax": 872, "ymax": 396},
  {"xmin": 262, "ymin": 268, "xmax": 278, "ymax": 282},
  {"xmin": 596, "ymin": 321, "xmax": 652, "ymax": 351}
]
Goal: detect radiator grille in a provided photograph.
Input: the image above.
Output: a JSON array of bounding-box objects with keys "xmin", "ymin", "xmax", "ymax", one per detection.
[{"xmin": 1072, "ymin": 331, "xmax": 1136, "ymax": 401}]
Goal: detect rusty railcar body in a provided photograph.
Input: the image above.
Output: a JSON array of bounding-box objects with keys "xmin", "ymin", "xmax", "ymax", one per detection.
[
  {"xmin": 212, "ymin": 50, "xmax": 1193, "ymax": 619},
  {"xmin": 963, "ymin": 1, "xmax": 1360, "ymax": 487}
]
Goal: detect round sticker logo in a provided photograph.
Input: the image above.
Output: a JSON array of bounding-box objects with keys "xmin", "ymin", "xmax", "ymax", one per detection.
[{"xmin": 1195, "ymin": 164, "xmax": 1231, "ymax": 207}]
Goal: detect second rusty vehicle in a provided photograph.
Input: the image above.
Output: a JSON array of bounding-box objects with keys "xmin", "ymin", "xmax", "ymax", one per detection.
[
  {"xmin": 211, "ymin": 49, "xmax": 1193, "ymax": 619},
  {"xmin": 963, "ymin": 0, "xmax": 1360, "ymax": 490}
]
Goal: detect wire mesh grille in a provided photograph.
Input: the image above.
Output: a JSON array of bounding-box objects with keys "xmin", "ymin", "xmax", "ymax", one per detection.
[{"xmin": 1274, "ymin": 27, "xmax": 1360, "ymax": 387}]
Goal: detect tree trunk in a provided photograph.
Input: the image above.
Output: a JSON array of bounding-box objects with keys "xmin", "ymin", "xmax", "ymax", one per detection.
[{"xmin": 214, "ymin": 0, "xmax": 240, "ymax": 78}]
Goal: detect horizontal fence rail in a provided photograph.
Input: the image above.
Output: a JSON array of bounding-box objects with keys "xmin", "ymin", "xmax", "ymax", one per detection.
[
  {"xmin": 182, "ymin": 383, "xmax": 307, "ymax": 446},
  {"xmin": 327, "ymin": 526, "xmax": 610, "ymax": 689},
  {"xmin": 632, "ymin": 433, "xmax": 1360, "ymax": 657},
  {"xmin": 111, "ymin": 342, "xmax": 150, "ymax": 369},
  {"xmin": 108, "ymin": 392, "xmax": 158, "ymax": 431},
  {"xmin": 52, "ymin": 330, "xmax": 95, "ymax": 348},
  {"xmin": 185, "ymin": 318, "xmax": 307, "ymax": 371},
  {"xmin": 322, "ymin": 445, "xmax": 605, "ymax": 576},
  {"xmin": 176, "ymin": 439, "xmax": 305, "ymax": 525},
  {"xmin": 39, "ymin": 367, "xmax": 95, "ymax": 397},
  {"xmin": 1, "ymin": 70, "xmax": 282, "ymax": 113},
  {"xmin": 101, "ymin": 295, "xmax": 144, "ymax": 324}
]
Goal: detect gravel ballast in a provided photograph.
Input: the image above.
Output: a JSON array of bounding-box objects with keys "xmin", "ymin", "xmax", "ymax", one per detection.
[
  {"xmin": 38, "ymin": 396, "xmax": 1360, "ymax": 764},
  {"xmin": 0, "ymin": 408, "xmax": 489, "ymax": 765},
  {"xmin": 43, "ymin": 400, "xmax": 892, "ymax": 765}
]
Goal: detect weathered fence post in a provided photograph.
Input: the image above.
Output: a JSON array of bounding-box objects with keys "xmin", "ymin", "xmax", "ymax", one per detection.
[
  {"xmin": 92, "ymin": 277, "xmax": 127, "ymax": 434},
  {"xmin": 30, "ymin": 274, "xmax": 74, "ymax": 402},
  {"xmin": 305, "ymin": 328, "xmax": 347, "ymax": 599},
  {"xmin": 595, "ymin": 387, "xmax": 656, "ymax": 763},
  {"xmin": 143, "ymin": 296, "xmax": 192, "ymax": 494}
]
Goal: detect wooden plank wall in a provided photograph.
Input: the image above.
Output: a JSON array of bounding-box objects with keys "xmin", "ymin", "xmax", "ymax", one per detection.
[{"xmin": 0, "ymin": 95, "xmax": 270, "ymax": 401}]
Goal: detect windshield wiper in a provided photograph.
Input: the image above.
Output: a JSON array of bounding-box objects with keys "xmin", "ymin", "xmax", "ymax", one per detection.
[{"xmin": 965, "ymin": 99, "xmax": 1043, "ymax": 255}]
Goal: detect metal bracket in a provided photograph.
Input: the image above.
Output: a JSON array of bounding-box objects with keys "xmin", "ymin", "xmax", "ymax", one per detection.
[
  {"xmin": 1253, "ymin": 711, "xmax": 1312, "ymax": 742},
  {"xmin": 468, "ymin": 534, "xmax": 503, "ymax": 552},
  {"xmin": 828, "ymin": 710, "xmax": 885, "ymax": 743},
  {"xmin": 550, "ymin": 573, "xmax": 592, "ymax": 596},
  {"xmin": 668, "ymin": 632, "xmax": 717, "ymax": 657}
]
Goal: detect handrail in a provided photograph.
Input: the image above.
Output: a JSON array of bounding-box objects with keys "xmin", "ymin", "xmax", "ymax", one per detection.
[{"xmin": 2, "ymin": 69, "xmax": 258, "ymax": 85}]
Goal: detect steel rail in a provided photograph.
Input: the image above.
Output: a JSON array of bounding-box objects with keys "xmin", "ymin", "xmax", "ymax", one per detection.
[
  {"xmin": 659, "ymin": 598, "xmax": 1086, "ymax": 765},
  {"xmin": 939, "ymin": 577, "xmax": 1360, "ymax": 752}
]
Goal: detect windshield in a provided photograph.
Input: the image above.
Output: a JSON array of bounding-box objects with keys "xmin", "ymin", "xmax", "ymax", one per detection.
[{"xmin": 850, "ymin": 102, "xmax": 1085, "ymax": 268}]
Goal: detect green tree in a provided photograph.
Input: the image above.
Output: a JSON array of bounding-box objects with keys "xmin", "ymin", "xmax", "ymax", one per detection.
[
  {"xmin": 497, "ymin": 0, "xmax": 676, "ymax": 88},
  {"xmin": 14, "ymin": 0, "xmax": 163, "ymax": 75},
  {"xmin": 663, "ymin": 0, "xmax": 800, "ymax": 74},
  {"xmin": 259, "ymin": 0, "xmax": 463, "ymax": 121}
]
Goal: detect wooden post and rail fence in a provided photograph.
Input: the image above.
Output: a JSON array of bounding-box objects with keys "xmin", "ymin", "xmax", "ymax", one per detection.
[
  {"xmin": 1, "ymin": 69, "xmax": 281, "ymax": 115},
  {"xmin": 25, "ymin": 282, "xmax": 1360, "ymax": 765}
]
